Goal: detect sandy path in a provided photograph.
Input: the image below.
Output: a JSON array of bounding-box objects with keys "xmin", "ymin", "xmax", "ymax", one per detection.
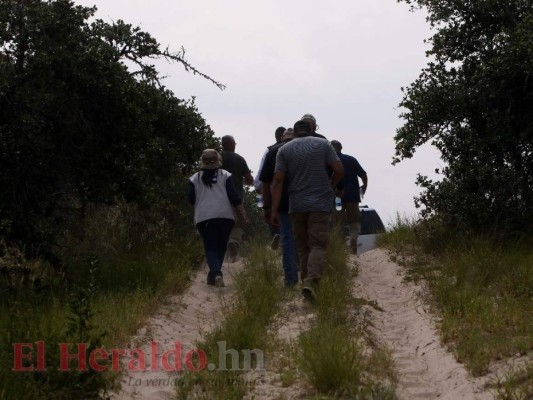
[
  {"xmin": 110, "ymin": 247, "xmax": 507, "ymax": 399},
  {"xmin": 354, "ymin": 249, "xmax": 492, "ymax": 400},
  {"xmin": 111, "ymin": 260, "xmax": 241, "ymax": 400}
]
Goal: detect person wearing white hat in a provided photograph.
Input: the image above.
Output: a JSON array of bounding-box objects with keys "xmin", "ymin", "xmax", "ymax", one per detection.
[{"xmin": 188, "ymin": 149, "xmax": 248, "ymax": 287}]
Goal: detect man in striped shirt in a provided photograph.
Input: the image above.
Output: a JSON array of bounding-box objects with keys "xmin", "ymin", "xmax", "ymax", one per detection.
[{"xmin": 270, "ymin": 120, "xmax": 344, "ymax": 301}]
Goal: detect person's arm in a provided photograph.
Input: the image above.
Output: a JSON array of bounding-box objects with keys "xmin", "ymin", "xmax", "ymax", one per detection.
[
  {"xmin": 225, "ymin": 177, "xmax": 242, "ymax": 207},
  {"xmin": 244, "ymin": 171, "xmax": 254, "ymax": 186},
  {"xmin": 270, "ymin": 171, "xmax": 285, "ymax": 227},
  {"xmin": 355, "ymin": 159, "xmax": 368, "ymax": 196},
  {"xmin": 329, "ymin": 160, "xmax": 344, "ymax": 189},
  {"xmin": 225, "ymin": 178, "xmax": 249, "ymax": 224},
  {"xmin": 253, "ymin": 150, "xmax": 268, "ymax": 192},
  {"xmin": 187, "ymin": 180, "xmax": 196, "ymax": 204},
  {"xmin": 261, "ymin": 180, "xmax": 272, "ymax": 224},
  {"xmin": 241, "ymin": 157, "xmax": 254, "ymax": 187},
  {"xmin": 259, "ymin": 149, "xmax": 277, "ymax": 222},
  {"xmin": 360, "ymin": 174, "xmax": 368, "ymax": 196}
]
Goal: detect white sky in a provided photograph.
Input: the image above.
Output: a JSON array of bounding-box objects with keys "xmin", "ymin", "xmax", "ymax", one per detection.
[{"xmin": 76, "ymin": 0, "xmax": 443, "ymax": 226}]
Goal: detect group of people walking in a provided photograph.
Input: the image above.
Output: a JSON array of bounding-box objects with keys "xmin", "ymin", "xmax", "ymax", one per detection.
[{"xmin": 188, "ymin": 113, "xmax": 368, "ymax": 300}]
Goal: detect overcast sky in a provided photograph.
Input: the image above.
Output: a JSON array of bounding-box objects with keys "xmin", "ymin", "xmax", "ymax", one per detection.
[{"xmin": 76, "ymin": 0, "xmax": 442, "ymax": 225}]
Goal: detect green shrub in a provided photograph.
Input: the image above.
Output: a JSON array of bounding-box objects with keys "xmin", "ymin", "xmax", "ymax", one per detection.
[{"xmin": 0, "ymin": 202, "xmax": 200, "ymax": 399}]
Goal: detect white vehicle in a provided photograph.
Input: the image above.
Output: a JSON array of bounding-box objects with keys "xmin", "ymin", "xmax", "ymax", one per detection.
[{"xmin": 357, "ymin": 206, "xmax": 385, "ymax": 255}]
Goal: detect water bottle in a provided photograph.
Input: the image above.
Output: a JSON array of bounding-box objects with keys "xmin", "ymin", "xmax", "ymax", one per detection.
[
  {"xmin": 256, "ymin": 194, "xmax": 263, "ymax": 208},
  {"xmin": 335, "ymin": 196, "xmax": 342, "ymax": 211}
]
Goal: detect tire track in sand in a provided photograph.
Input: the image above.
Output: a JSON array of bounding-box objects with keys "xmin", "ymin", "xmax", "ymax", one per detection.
[
  {"xmin": 354, "ymin": 249, "xmax": 492, "ymax": 400},
  {"xmin": 111, "ymin": 260, "xmax": 241, "ymax": 400}
]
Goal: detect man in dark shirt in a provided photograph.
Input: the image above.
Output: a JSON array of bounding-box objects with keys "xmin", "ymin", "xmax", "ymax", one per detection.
[
  {"xmin": 260, "ymin": 128, "xmax": 298, "ymax": 287},
  {"xmin": 254, "ymin": 126, "xmax": 285, "ymax": 249},
  {"xmin": 331, "ymin": 140, "xmax": 368, "ymax": 254},
  {"xmin": 221, "ymin": 135, "xmax": 253, "ymax": 260}
]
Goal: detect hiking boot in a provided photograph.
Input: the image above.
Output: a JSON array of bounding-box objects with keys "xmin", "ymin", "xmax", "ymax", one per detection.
[
  {"xmin": 270, "ymin": 234, "xmax": 280, "ymax": 250},
  {"xmin": 302, "ymin": 286, "xmax": 316, "ymax": 303},
  {"xmin": 302, "ymin": 281, "xmax": 317, "ymax": 303},
  {"xmin": 214, "ymin": 276, "xmax": 225, "ymax": 288}
]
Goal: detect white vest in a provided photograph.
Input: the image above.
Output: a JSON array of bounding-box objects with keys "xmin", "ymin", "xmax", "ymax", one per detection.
[{"xmin": 189, "ymin": 169, "xmax": 235, "ymax": 224}]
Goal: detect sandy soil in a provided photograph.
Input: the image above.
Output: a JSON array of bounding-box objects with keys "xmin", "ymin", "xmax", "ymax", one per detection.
[
  {"xmin": 110, "ymin": 247, "xmax": 514, "ymax": 400},
  {"xmin": 354, "ymin": 249, "xmax": 493, "ymax": 400},
  {"xmin": 110, "ymin": 259, "xmax": 241, "ymax": 400},
  {"xmin": 243, "ymin": 291, "xmax": 314, "ymax": 400}
]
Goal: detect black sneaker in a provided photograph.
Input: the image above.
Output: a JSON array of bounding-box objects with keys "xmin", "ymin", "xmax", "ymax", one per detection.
[{"xmin": 302, "ymin": 285, "xmax": 316, "ymax": 303}]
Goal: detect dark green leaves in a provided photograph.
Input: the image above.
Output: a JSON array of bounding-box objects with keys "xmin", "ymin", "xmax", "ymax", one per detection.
[
  {"xmin": 0, "ymin": 0, "xmax": 220, "ymax": 252},
  {"xmin": 395, "ymin": 0, "xmax": 533, "ymax": 233}
]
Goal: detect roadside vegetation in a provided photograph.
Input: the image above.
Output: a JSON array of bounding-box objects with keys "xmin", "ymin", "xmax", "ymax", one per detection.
[
  {"xmin": 0, "ymin": 203, "xmax": 203, "ymax": 400},
  {"xmin": 0, "ymin": 1, "xmax": 226, "ymax": 398},
  {"xmin": 0, "ymin": 186, "xmax": 265, "ymax": 400},
  {"xmin": 387, "ymin": 1, "xmax": 533, "ymax": 398},
  {"xmin": 379, "ymin": 216, "xmax": 533, "ymax": 399}
]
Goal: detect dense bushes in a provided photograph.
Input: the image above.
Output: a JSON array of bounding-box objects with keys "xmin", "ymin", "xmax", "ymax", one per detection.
[
  {"xmin": 0, "ymin": 1, "xmax": 228, "ymax": 397},
  {"xmin": 395, "ymin": 0, "xmax": 533, "ymax": 234},
  {"xmin": 0, "ymin": 0, "xmax": 220, "ymax": 261}
]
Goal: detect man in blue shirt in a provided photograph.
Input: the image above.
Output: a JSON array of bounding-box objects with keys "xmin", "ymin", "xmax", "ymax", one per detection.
[{"xmin": 331, "ymin": 140, "xmax": 368, "ymax": 254}]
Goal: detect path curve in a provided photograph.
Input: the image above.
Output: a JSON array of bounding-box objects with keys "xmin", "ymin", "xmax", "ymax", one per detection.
[{"xmin": 354, "ymin": 249, "xmax": 492, "ymax": 400}]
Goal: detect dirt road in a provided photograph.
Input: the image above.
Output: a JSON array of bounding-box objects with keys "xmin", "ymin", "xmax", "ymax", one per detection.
[
  {"xmin": 354, "ymin": 249, "xmax": 492, "ymax": 400},
  {"xmin": 111, "ymin": 248, "xmax": 496, "ymax": 399}
]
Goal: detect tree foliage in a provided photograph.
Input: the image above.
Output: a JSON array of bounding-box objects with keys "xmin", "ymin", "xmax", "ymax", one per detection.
[
  {"xmin": 0, "ymin": 0, "xmax": 222, "ymax": 253},
  {"xmin": 395, "ymin": 0, "xmax": 533, "ymax": 233}
]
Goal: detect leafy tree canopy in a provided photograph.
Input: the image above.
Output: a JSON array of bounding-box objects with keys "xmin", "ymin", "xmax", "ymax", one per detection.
[
  {"xmin": 394, "ymin": 0, "xmax": 533, "ymax": 233},
  {"xmin": 0, "ymin": 0, "xmax": 222, "ymax": 252}
]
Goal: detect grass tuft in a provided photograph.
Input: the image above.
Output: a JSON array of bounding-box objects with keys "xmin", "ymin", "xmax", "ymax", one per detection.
[
  {"xmin": 297, "ymin": 230, "xmax": 396, "ymax": 398},
  {"xmin": 490, "ymin": 362, "xmax": 533, "ymax": 400},
  {"xmin": 0, "ymin": 204, "xmax": 200, "ymax": 399}
]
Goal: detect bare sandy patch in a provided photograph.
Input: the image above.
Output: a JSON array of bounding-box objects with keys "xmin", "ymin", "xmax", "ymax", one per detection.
[
  {"xmin": 111, "ymin": 260, "xmax": 241, "ymax": 400},
  {"xmin": 354, "ymin": 248, "xmax": 493, "ymax": 400}
]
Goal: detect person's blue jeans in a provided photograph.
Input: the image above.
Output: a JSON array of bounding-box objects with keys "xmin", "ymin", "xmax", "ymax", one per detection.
[
  {"xmin": 279, "ymin": 211, "xmax": 298, "ymax": 286},
  {"xmin": 196, "ymin": 218, "xmax": 235, "ymax": 284}
]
